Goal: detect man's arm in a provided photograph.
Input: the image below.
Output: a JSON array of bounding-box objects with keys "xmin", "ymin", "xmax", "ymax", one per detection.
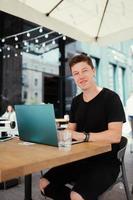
[
  {"xmin": 67, "ymin": 122, "xmax": 86, "ymax": 141},
  {"xmin": 67, "ymin": 122, "xmax": 123, "ymax": 144},
  {"xmin": 89, "ymin": 122, "xmax": 122, "ymax": 143},
  {"xmin": 67, "ymin": 122, "xmax": 77, "ymax": 131}
]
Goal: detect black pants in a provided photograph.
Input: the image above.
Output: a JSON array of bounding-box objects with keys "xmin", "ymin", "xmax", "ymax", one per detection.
[{"xmin": 42, "ymin": 158, "xmax": 120, "ymax": 200}]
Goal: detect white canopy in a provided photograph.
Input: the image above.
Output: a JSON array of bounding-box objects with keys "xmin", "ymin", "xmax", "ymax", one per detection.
[{"xmin": 0, "ymin": 0, "xmax": 133, "ymax": 45}]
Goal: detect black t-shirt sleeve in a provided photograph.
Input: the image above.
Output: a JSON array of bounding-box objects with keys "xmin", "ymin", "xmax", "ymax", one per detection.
[{"xmin": 105, "ymin": 92, "xmax": 126, "ymax": 123}]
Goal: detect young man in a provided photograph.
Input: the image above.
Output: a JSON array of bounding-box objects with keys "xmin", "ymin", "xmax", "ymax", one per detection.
[{"xmin": 39, "ymin": 54, "xmax": 126, "ymax": 200}]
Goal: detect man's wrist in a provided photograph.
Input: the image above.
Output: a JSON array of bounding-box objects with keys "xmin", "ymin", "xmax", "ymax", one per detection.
[{"xmin": 83, "ymin": 132, "xmax": 90, "ymax": 142}]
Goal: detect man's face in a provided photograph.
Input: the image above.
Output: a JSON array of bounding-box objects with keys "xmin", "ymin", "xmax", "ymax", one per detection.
[{"xmin": 71, "ymin": 61, "xmax": 95, "ymax": 90}]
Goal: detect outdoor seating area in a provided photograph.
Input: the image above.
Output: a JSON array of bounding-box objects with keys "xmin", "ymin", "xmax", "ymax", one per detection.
[{"xmin": 0, "ymin": 1, "xmax": 133, "ymax": 200}]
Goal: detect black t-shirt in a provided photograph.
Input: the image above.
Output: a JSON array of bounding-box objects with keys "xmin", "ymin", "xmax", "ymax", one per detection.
[{"xmin": 69, "ymin": 88, "xmax": 126, "ymax": 163}]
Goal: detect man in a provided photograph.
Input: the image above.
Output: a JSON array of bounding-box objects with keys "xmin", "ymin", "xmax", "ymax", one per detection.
[{"xmin": 40, "ymin": 54, "xmax": 126, "ymax": 200}]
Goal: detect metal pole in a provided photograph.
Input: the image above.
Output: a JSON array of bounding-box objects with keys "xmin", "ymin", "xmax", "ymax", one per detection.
[{"xmin": 58, "ymin": 38, "xmax": 66, "ymax": 117}]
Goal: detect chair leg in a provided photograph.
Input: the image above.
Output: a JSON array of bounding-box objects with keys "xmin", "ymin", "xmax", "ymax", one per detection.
[
  {"xmin": 122, "ymin": 163, "xmax": 132, "ymax": 200},
  {"xmin": 40, "ymin": 170, "xmax": 44, "ymax": 177},
  {"xmin": 3, "ymin": 182, "xmax": 7, "ymax": 190},
  {"xmin": 131, "ymin": 185, "xmax": 133, "ymax": 194},
  {"xmin": 130, "ymin": 129, "xmax": 133, "ymax": 153},
  {"xmin": 130, "ymin": 143, "xmax": 133, "ymax": 153}
]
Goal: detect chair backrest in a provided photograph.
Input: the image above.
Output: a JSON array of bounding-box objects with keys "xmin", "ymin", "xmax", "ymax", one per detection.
[
  {"xmin": 100, "ymin": 136, "xmax": 131, "ymax": 200},
  {"xmin": 117, "ymin": 136, "xmax": 128, "ymax": 163}
]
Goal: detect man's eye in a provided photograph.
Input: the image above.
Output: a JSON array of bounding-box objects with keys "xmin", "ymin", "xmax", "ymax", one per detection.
[
  {"xmin": 83, "ymin": 70, "xmax": 88, "ymax": 73},
  {"xmin": 73, "ymin": 73, "xmax": 78, "ymax": 76}
]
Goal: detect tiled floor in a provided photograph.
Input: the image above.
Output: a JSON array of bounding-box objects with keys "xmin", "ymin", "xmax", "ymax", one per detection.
[{"xmin": 0, "ymin": 121, "xmax": 133, "ymax": 200}]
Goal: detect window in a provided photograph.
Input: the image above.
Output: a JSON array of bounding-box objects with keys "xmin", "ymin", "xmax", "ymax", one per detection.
[
  {"xmin": 118, "ymin": 66, "xmax": 126, "ymax": 104},
  {"xmin": 35, "ymin": 92, "xmax": 38, "ymax": 97},
  {"xmin": 23, "ymin": 91, "xmax": 28, "ymax": 99},
  {"xmin": 34, "ymin": 78, "xmax": 38, "ymax": 86},
  {"xmin": 108, "ymin": 63, "xmax": 116, "ymax": 90}
]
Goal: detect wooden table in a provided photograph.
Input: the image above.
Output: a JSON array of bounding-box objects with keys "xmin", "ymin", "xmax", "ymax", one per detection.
[{"xmin": 0, "ymin": 138, "xmax": 111, "ymax": 200}]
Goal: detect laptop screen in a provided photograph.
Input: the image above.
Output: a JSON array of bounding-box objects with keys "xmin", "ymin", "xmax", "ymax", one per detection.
[{"xmin": 15, "ymin": 104, "xmax": 58, "ymax": 146}]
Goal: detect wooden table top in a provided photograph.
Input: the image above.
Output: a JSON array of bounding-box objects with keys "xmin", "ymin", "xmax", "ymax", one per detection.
[{"xmin": 0, "ymin": 138, "xmax": 111, "ymax": 182}]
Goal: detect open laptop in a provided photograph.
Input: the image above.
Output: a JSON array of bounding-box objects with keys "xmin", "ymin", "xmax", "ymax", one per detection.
[
  {"xmin": 15, "ymin": 104, "xmax": 83, "ymax": 147},
  {"xmin": 15, "ymin": 104, "xmax": 59, "ymax": 146}
]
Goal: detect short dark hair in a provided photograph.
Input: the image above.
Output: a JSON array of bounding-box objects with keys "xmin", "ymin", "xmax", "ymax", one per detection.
[{"xmin": 69, "ymin": 54, "xmax": 94, "ymax": 70}]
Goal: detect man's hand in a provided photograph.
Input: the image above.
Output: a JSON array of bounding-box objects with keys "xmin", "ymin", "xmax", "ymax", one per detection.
[{"xmin": 71, "ymin": 131, "xmax": 85, "ymax": 141}]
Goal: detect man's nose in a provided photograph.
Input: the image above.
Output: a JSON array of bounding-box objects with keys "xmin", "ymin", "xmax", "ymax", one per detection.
[{"xmin": 78, "ymin": 72, "xmax": 84, "ymax": 78}]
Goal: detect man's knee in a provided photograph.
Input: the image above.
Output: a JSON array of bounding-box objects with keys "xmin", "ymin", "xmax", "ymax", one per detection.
[
  {"xmin": 39, "ymin": 177, "xmax": 50, "ymax": 192},
  {"xmin": 70, "ymin": 191, "xmax": 84, "ymax": 200}
]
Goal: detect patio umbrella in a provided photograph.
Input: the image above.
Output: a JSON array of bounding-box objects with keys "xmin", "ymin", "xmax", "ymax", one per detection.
[{"xmin": 0, "ymin": 0, "xmax": 133, "ymax": 45}]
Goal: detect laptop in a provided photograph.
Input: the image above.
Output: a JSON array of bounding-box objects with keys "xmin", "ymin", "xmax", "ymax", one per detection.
[
  {"xmin": 15, "ymin": 104, "xmax": 58, "ymax": 146},
  {"xmin": 15, "ymin": 104, "xmax": 83, "ymax": 147}
]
